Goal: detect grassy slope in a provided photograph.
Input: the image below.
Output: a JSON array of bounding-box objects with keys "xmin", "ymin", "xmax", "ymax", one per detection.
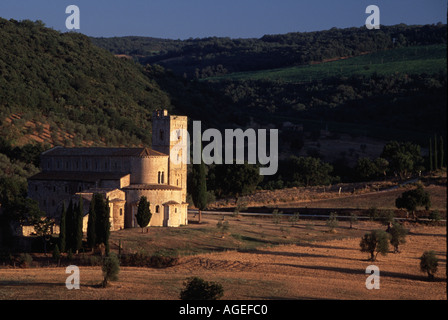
[{"xmin": 207, "ymin": 44, "xmax": 447, "ymax": 82}]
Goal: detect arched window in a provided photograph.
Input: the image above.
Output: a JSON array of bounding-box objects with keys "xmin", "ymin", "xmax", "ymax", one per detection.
[
  {"xmin": 161, "ymin": 171, "xmax": 165, "ymax": 184},
  {"xmin": 158, "ymin": 171, "xmax": 161, "ymax": 184},
  {"xmin": 155, "ymin": 205, "xmax": 160, "ymax": 213},
  {"xmin": 159, "ymin": 130, "xmax": 164, "ymax": 141}
]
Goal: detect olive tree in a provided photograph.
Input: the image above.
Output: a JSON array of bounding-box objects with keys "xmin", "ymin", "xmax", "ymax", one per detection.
[
  {"xmin": 360, "ymin": 229, "xmax": 390, "ymax": 261},
  {"xmin": 420, "ymin": 250, "xmax": 438, "ymax": 281}
]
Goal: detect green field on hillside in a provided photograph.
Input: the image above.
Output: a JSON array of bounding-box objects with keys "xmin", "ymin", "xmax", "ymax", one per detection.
[{"xmin": 207, "ymin": 44, "xmax": 447, "ymax": 82}]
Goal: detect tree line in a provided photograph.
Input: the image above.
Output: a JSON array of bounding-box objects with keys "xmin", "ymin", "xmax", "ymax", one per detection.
[
  {"xmin": 92, "ymin": 23, "xmax": 447, "ymax": 79},
  {"xmin": 187, "ymin": 138, "xmax": 441, "ymax": 207},
  {"xmin": 57, "ymin": 194, "xmax": 110, "ymax": 256}
]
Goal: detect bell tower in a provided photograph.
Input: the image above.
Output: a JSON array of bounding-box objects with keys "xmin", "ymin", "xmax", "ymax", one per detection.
[{"xmin": 151, "ymin": 109, "xmax": 188, "ymax": 201}]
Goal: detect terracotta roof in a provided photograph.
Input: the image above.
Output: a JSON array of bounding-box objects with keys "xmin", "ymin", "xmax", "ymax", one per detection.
[
  {"xmin": 77, "ymin": 188, "xmax": 122, "ymax": 194},
  {"xmin": 163, "ymin": 200, "xmax": 180, "ymax": 205},
  {"xmin": 29, "ymin": 171, "xmax": 130, "ymax": 182},
  {"xmin": 42, "ymin": 146, "xmax": 168, "ymax": 157},
  {"xmin": 122, "ymin": 184, "xmax": 182, "ymax": 191}
]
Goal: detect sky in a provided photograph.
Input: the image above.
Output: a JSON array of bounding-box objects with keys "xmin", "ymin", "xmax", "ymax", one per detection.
[{"xmin": 0, "ymin": 0, "xmax": 446, "ymax": 39}]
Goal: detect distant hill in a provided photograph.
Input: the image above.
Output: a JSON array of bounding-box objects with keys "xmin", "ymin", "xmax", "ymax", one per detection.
[
  {"xmin": 0, "ymin": 18, "xmax": 173, "ymax": 148},
  {"xmin": 91, "ymin": 24, "xmax": 447, "ymax": 79},
  {"xmin": 92, "ymin": 24, "xmax": 446, "ymax": 145},
  {"xmin": 205, "ymin": 44, "xmax": 447, "ymax": 82}
]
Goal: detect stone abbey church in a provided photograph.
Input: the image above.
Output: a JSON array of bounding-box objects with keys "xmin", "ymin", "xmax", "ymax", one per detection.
[{"xmin": 27, "ymin": 110, "xmax": 188, "ymax": 231}]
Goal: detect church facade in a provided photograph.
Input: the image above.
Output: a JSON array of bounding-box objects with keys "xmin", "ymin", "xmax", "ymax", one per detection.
[{"xmin": 27, "ymin": 110, "xmax": 188, "ymax": 230}]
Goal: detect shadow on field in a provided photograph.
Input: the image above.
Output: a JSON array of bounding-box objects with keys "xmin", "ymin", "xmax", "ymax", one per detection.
[
  {"xmin": 249, "ymin": 295, "xmax": 332, "ymax": 300},
  {"xmin": 274, "ymin": 263, "xmax": 445, "ymax": 282},
  {"xmin": 0, "ymin": 280, "xmax": 66, "ymax": 287},
  {"xmin": 407, "ymin": 231, "xmax": 446, "ymax": 237},
  {"xmin": 247, "ymin": 249, "xmax": 361, "ymax": 262}
]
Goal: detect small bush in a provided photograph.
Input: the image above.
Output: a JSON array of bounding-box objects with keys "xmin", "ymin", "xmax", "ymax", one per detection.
[
  {"xmin": 368, "ymin": 207, "xmax": 380, "ymax": 221},
  {"xmin": 52, "ymin": 245, "xmax": 61, "ymax": 262},
  {"xmin": 289, "ymin": 212, "xmax": 300, "ymax": 226},
  {"xmin": 326, "ymin": 212, "xmax": 338, "ymax": 231},
  {"xmin": 272, "ymin": 209, "xmax": 282, "ymax": 225},
  {"xmin": 428, "ymin": 210, "xmax": 441, "ymax": 222},
  {"xmin": 18, "ymin": 253, "xmax": 33, "ymax": 268},
  {"xmin": 180, "ymin": 277, "xmax": 224, "ymax": 300},
  {"xmin": 349, "ymin": 213, "xmax": 358, "ymax": 229}
]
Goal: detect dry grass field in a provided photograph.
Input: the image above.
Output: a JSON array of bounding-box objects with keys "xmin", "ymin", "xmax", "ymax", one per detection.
[{"xmin": 0, "ymin": 214, "xmax": 445, "ymax": 300}]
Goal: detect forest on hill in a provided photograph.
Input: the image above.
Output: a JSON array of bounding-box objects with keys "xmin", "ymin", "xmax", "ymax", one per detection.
[
  {"xmin": 92, "ymin": 23, "xmax": 447, "ymax": 145},
  {"xmin": 0, "ymin": 18, "xmax": 172, "ymax": 149},
  {"xmin": 91, "ymin": 23, "xmax": 446, "ymax": 79}
]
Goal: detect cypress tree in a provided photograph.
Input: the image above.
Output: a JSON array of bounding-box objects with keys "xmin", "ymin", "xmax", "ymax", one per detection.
[
  {"xmin": 104, "ymin": 198, "xmax": 110, "ymax": 256},
  {"xmin": 439, "ymin": 135, "xmax": 444, "ymax": 168},
  {"xmin": 136, "ymin": 196, "xmax": 152, "ymax": 233},
  {"xmin": 95, "ymin": 194, "xmax": 110, "ymax": 255},
  {"xmin": 59, "ymin": 202, "xmax": 66, "ymax": 253},
  {"xmin": 434, "ymin": 134, "xmax": 438, "ymax": 170},
  {"xmin": 429, "ymin": 138, "xmax": 433, "ymax": 171},
  {"xmin": 65, "ymin": 199, "xmax": 74, "ymax": 252},
  {"xmin": 87, "ymin": 195, "xmax": 97, "ymax": 250},
  {"xmin": 74, "ymin": 196, "xmax": 83, "ymax": 253},
  {"xmin": 192, "ymin": 156, "xmax": 208, "ymax": 224}
]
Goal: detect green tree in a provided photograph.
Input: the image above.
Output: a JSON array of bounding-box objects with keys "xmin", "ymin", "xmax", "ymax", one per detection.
[
  {"xmin": 52, "ymin": 244, "xmax": 61, "ymax": 265},
  {"xmin": 191, "ymin": 150, "xmax": 208, "ymax": 224},
  {"xmin": 74, "ymin": 197, "xmax": 84, "ymax": 253},
  {"xmin": 210, "ymin": 163, "xmax": 262, "ymax": 200},
  {"xmin": 65, "ymin": 199, "xmax": 75, "ymax": 252},
  {"xmin": 87, "ymin": 196, "xmax": 96, "ymax": 250},
  {"xmin": 395, "ymin": 185, "xmax": 431, "ymax": 220},
  {"xmin": 286, "ymin": 156, "xmax": 335, "ymax": 187},
  {"xmin": 433, "ymin": 134, "xmax": 438, "ymax": 170},
  {"xmin": 419, "ymin": 250, "xmax": 438, "ymax": 281},
  {"xmin": 388, "ymin": 222, "xmax": 407, "ymax": 253},
  {"xmin": 360, "ymin": 229, "xmax": 390, "ymax": 261},
  {"xmin": 429, "ymin": 137, "xmax": 433, "ymax": 171},
  {"xmin": 349, "ymin": 213, "xmax": 358, "ymax": 229},
  {"xmin": 59, "ymin": 202, "xmax": 66, "ymax": 252},
  {"xmin": 179, "ymin": 277, "xmax": 224, "ymax": 300},
  {"xmin": 379, "ymin": 210, "xmax": 395, "ymax": 226},
  {"xmin": 381, "ymin": 141, "xmax": 424, "ymax": 178},
  {"xmin": 94, "ymin": 194, "xmax": 110, "ymax": 255},
  {"xmin": 33, "ymin": 216, "xmax": 54, "ymax": 255},
  {"xmin": 136, "ymin": 196, "xmax": 152, "ymax": 233},
  {"xmin": 355, "ymin": 157, "xmax": 378, "ymax": 181},
  {"xmin": 102, "ymin": 253, "xmax": 120, "ymax": 287}
]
